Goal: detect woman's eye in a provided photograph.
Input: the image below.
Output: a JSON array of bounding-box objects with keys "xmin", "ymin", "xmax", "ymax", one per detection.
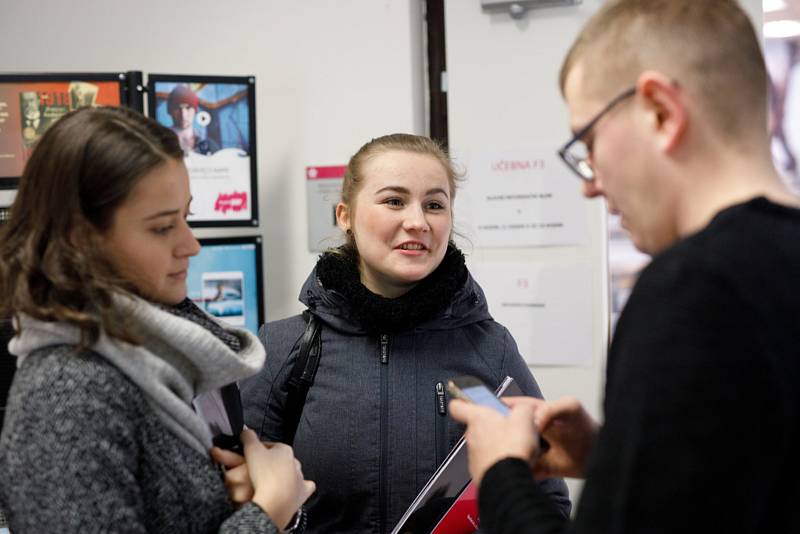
[
  {"xmin": 427, "ymin": 201, "xmax": 445, "ymax": 210},
  {"xmin": 152, "ymin": 225, "xmax": 174, "ymax": 235},
  {"xmin": 385, "ymin": 198, "xmax": 403, "ymax": 207}
]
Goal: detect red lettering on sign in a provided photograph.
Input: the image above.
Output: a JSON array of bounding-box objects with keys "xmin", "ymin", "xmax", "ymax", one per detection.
[
  {"xmin": 214, "ymin": 191, "xmax": 248, "ymax": 214},
  {"xmin": 491, "ymin": 159, "xmax": 545, "ymax": 172}
]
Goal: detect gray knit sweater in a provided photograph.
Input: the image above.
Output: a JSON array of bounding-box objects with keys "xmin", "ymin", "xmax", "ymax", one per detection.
[{"xmin": 0, "ymin": 297, "xmax": 280, "ymax": 533}]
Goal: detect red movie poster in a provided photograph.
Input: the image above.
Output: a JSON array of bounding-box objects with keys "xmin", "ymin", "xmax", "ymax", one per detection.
[{"xmin": 0, "ymin": 80, "xmax": 122, "ymax": 178}]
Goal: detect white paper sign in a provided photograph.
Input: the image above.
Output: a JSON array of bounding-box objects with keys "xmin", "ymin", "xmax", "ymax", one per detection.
[
  {"xmin": 186, "ymin": 149, "xmax": 252, "ymax": 222},
  {"xmin": 306, "ymin": 165, "xmax": 346, "ymax": 252},
  {"xmin": 470, "ymin": 261, "xmax": 594, "ymax": 366},
  {"xmin": 457, "ymin": 148, "xmax": 587, "ymax": 247}
]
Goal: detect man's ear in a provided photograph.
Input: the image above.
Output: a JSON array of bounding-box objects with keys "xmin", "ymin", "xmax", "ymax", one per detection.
[
  {"xmin": 636, "ymin": 71, "xmax": 688, "ymax": 154},
  {"xmin": 335, "ymin": 202, "xmax": 350, "ymax": 233}
]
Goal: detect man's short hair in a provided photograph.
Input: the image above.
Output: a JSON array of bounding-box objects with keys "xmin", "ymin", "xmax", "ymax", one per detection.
[
  {"xmin": 167, "ymin": 84, "xmax": 199, "ymax": 116},
  {"xmin": 560, "ymin": 0, "xmax": 768, "ymax": 142}
]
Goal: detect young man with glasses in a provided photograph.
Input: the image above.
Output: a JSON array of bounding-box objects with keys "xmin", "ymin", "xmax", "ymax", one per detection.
[{"xmin": 450, "ymin": 1, "xmax": 800, "ymax": 533}]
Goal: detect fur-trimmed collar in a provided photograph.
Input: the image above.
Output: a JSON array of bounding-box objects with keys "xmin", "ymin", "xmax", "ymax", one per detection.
[{"xmin": 314, "ymin": 244, "xmax": 468, "ymax": 334}]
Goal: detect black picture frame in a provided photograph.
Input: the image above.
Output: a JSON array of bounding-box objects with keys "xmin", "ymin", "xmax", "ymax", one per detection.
[
  {"xmin": 191, "ymin": 235, "xmax": 265, "ymax": 335},
  {"xmin": 147, "ymin": 74, "xmax": 258, "ymax": 228},
  {"xmin": 0, "ymin": 71, "xmax": 141, "ymax": 190}
]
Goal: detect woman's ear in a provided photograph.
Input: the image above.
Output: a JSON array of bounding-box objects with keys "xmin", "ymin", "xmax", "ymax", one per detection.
[
  {"xmin": 335, "ymin": 202, "xmax": 350, "ymax": 233},
  {"xmin": 70, "ymin": 219, "xmax": 102, "ymax": 250}
]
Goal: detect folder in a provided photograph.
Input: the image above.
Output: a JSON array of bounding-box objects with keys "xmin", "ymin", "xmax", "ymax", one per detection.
[{"xmin": 391, "ymin": 376, "xmax": 521, "ymax": 534}]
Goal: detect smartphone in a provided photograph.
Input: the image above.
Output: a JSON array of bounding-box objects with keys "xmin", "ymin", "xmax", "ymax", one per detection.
[
  {"xmin": 447, "ymin": 375, "xmax": 511, "ymax": 414},
  {"xmin": 447, "ymin": 375, "xmax": 549, "ymax": 452},
  {"xmin": 194, "ymin": 383, "xmax": 244, "ymax": 454}
]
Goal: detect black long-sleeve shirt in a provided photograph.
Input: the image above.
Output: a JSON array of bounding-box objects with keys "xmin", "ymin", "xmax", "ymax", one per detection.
[{"xmin": 479, "ymin": 198, "xmax": 800, "ymax": 533}]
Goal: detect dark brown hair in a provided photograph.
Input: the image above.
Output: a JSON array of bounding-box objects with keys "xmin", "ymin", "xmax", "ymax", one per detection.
[
  {"xmin": 0, "ymin": 106, "xmax": 183, "ymax": 347},
  {"xmin": 559, "ymin": 0, "xmax": 768, "ymax": 142}
]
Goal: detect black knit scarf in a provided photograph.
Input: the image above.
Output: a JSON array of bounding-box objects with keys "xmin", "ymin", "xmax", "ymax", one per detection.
[
  {"xmin": 315, "ymin": 244, "xmax": 468, "ymax": 334},
  {"xmin": 160, "ymin": 298, "xmax": 242, "ymax": 352}
]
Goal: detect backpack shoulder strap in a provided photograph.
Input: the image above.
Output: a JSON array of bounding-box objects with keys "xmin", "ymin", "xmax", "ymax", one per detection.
[{"xmin": 282, "ymin": 310, "xmax": 322, "ymax": 446}]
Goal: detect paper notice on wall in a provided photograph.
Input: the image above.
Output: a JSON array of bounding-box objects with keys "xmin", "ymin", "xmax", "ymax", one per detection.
[
  {"xmin": 470, "ymin": 261, "xmax": 594, "ymax": 366},
  {"xmin": 456, "ymin": 148, "xmax": 587, "ymax": 247},
  {"xmin": 306, "ymin": 165, "xmax": 346, "ymax": 252}
]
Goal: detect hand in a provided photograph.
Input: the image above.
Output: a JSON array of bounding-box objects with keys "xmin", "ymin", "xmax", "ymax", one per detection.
[
  {"xmin": 506, "ymin": 396, "xmax": 599, "ymax": 479},
  {"xmin": 240, "ymin": 429, "xmax": 316, "ymax": 530},
  {"xmin": 448, "ymin": 398, "xmax": 541, "ymax": 487},
  {"xmin": 210, "ymin": 446, "xmax": 252, "ymax": 506}
]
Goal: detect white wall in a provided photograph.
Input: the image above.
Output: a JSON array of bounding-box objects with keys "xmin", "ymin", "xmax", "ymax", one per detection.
[{"xmin": 0, "ymin": 0, "xmax": 426, "ymax": 321}]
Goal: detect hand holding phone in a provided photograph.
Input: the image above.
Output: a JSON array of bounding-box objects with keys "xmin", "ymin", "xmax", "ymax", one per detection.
[{"xmin": 446, "ymin": 375, "xmax": 549, "ymax": 453}]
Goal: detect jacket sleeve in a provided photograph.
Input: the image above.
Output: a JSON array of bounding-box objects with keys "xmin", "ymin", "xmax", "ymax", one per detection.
[
  {"xmin": 241, "ymin": 315, "xmax": 306, "ymax": 442},
  {"xmin": 2, "ymin": 358, "xmax": 149, "ymax": 533},
  {"xmin": 498, "ymin": 326, "xmax": 572, "ymax": 519},
  {"xmin": 479, "ymin": 458, "xmax": 568, "ymax": 534}
]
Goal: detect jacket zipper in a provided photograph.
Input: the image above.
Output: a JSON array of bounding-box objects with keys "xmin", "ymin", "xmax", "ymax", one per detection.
[
  {"xmin": 435, "ymin": 381, "xmax": 447, "ymax": 466},
  {"xmin": 379, "ymin": 333, "xmax": 389, "ymax": 533}
]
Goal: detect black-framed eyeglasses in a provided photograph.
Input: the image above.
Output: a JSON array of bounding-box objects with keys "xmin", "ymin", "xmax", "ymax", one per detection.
[{"xmin": 557, "ymin": 87, "xmax": 636, "ymax": 181}]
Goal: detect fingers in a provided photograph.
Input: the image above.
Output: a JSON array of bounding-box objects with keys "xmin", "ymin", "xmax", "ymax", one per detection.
[
  {"xmin": 547, "ymin": 396, "xmax": 583, "ymax": 414},
  {"xmin": 502, "ymin": 396, "xmax": 546, "ymax": 409},
  {"xmin": 448, "ymin": 399, "xmax": 473, "ymax": 424},
  {"xmin": 240, "ymin": 428, "xmax": 260, "ymax": 453},
  {"xmin": 448, "ymin": 398, "xmax": 498, "ymax": 424},
  {"xmin": 242, "ymin": 431, "xmax": 293, "ymax": 459},
  {"xmin": 269, "ymin": 442, "xmax": 291, "ymax": 453},
  {"xmin": 210, "ymin": 446, "xmax": 246, "ymax": 468},
  {"xmin": 292, "ymin": 455, "xmax": 313, "ymax": 499},
  {"xmin": 224, "ymin": 464, "xmax": 256, "ymax": 503},
  {"xmin": 499, "ymin": 396, "xmax": 552, "ymax": 430},
  {"xmin": 302, "ymin": 480, "xmax": 317, "ymax": 501},
  {"xmin": 534, "ymin": 396, "xmax": 585, "ymax": 430},
  {"xmin": 508, "ymin": 401, "xmax": 537, "ymax": 425}
]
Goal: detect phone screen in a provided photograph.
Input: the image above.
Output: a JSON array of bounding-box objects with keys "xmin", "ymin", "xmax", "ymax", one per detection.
[
  {"xmin": 461, "ymin": 385, "xmax": 510, "ymax": 415},
  {"xmin": 450, "ymin": 376, "xmax": 551, "ymax": 453}
]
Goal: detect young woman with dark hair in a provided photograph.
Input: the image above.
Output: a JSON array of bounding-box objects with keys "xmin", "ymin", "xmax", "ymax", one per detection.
[{"xmin": 0, "ymin": 106, "xmax": 313, "ymax": 533}]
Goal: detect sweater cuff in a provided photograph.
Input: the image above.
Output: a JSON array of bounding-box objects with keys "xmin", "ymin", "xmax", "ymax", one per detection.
[{"xmin": 220, "ymin": 502, "xmax": 280, "ymax": 533}]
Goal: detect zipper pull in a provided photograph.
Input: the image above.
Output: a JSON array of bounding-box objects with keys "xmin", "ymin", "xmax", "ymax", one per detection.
[
  {"xmin": 436, "ymin": 381, "xmax": 446, "ymax": 415},
  {"xmin": 380, "ymin": 334, "xmax": 389, "ymax": 364}
]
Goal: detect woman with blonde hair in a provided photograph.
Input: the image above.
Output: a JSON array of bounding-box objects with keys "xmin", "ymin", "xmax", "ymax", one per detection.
[{"xmin": 243, "ymin": 133, "xmax": 570, "ymax": 533}]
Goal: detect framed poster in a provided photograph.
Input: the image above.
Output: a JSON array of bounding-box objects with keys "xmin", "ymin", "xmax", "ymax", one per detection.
[
  {"xmin": 147, "ymin": 74, "xmax": 258, "ymax": 227},
  {"xmin": 0, "ymin": 72, "xmax": 139, "ymax": 190},
  {"xmin": 188, "ymin": 236, "xmax": 265, "ymax": 336}
]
